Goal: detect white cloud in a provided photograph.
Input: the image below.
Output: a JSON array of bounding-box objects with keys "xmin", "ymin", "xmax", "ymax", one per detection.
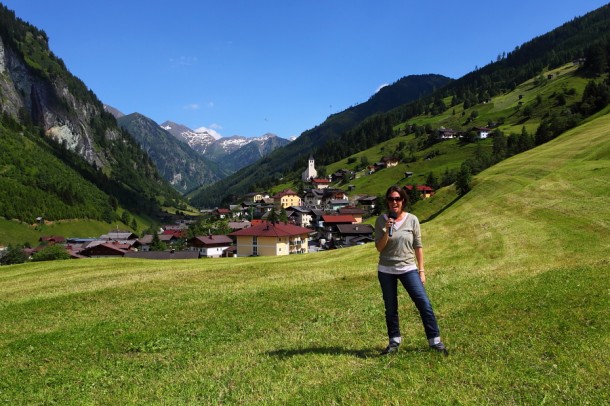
[
  {"xmin": 195, "ymin": 125, "xmax": 222, "ymax": 140},
  {"xmin": 183, "ymin": 103, "xmax": 200, "ymax": 110},
  {"xmin": 376, "ymin": 83, "xmax": 389, "ymax": 93}
]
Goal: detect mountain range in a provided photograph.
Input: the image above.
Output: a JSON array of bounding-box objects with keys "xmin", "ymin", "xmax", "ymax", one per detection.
[{"xmin": 159, "ymin": 121, "xmax": 291, "ymax": 173}]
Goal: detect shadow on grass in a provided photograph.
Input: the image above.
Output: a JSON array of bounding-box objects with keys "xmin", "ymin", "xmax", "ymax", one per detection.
[
  {"xmin": 267, "ymin": 345, "xmax": 427, "ymax": 359},
  {"xmin": 421, "ymin": 195, "xmax": 461, "ymax": 223}
]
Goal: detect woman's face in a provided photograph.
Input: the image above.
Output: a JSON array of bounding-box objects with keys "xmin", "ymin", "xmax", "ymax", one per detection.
[{"xmin": 387, "ymin": 192, "xmax": 404, "ymax": 215}]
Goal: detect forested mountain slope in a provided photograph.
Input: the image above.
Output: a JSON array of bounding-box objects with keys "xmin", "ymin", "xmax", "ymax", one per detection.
[{"xmin": 0, "ymin": 4, "xmax": 182, "ymax": 224}]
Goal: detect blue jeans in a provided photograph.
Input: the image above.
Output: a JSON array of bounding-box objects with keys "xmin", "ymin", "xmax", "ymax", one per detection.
[{"xmin": 378, "ymin": 270, "xmax": 440, "ymax": 342}]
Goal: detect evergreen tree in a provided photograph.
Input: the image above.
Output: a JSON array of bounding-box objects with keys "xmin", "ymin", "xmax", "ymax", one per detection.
[
  {"xmin": 280, "ymin": 207, "xmax": 289, "ymax": 224},
  {"xmin": 441, "ymin": 167, "xmax": 457, "ymax": 187},
  {"xmin": 267, "ymin": 208, "xmax": 279, "ymax": 225},
  {"xmin": 130, "ymin": 217, "xmax": 138, "ymax": 232},
  {"xmin": 426, "ymin": 172, "xmax": 440, "ymax": 190},
  {"xmin": 121, "ymin": 211, "xmax": 131, "ymax": 226},
  {"xmin": 405, "ymin": 185, "xmax": 420, "ymax": 208},
  {"xmin": 456, "ymin": 163, "xmax": 473, "ymax": 196},
  {"xmin": 150, "ymin": 232, "xmax": 165, "ymax": 251}
]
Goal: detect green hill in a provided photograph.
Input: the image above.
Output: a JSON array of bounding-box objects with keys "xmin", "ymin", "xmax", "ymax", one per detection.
[{"xmin": 1, "ymin": 112, "xmax": 608, "ymax": 404}]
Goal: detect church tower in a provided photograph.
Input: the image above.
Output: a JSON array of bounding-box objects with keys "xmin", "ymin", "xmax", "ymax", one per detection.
[{"xmin": 301, "ymin": 155, "xmax": 318, "ymax": 182}]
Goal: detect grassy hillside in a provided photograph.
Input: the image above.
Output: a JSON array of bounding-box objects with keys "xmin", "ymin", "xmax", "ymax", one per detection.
[
  {"xmin": 0, "ymin": 114, "xmax": 608, "ymax": 403},
  {"xmin": 0, "ymin": 218, "xmax": 135, "ymax": 247},
  {"xmin": 272, "ymin": 63, "xmax": 595, "ymax": 203}
]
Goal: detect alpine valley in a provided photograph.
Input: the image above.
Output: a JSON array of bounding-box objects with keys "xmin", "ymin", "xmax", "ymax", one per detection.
[{"xmin": 1, "ymin": 1, "xmax": 610, "ymax": 246}]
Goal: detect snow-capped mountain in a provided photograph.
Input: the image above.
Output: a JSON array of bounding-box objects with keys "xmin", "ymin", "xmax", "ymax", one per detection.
[
  {"xmin": 160, "ymin": 121, "xmax": 291, "ymax": 173},
  {"xmin": 160, "ymin": 121, "xmax": 219, "ymax": 155}
]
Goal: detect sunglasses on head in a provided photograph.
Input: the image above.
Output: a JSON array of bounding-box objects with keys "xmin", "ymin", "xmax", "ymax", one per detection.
[{"xmin": 387, "ymin": 197, "xmax": 402, "ymax": 202}]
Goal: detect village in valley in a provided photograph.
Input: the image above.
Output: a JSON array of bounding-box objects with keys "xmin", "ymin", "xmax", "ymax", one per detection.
[{"xmin": 19, "ymin": 156, "xmax": 437, "ymax": 261}]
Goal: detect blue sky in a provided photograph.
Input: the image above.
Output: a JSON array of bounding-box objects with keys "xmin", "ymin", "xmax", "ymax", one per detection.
[{"xmin": 2, "ymin": 1, "xmax": 608, "ymax": 139}]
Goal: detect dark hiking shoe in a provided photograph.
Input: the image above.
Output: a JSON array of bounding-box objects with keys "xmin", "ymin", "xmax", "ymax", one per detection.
[
  {"xmin": 380, "ymin": 342, "xmax": 399, "ymax": 355},
  {"xmin": 430, "ymin": 342, "xmax": 449, "ymax": 356}
]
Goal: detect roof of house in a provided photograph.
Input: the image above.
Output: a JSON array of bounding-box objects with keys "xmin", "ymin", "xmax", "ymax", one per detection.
[
  {"xmin": 229, "ymin": 220, "xmax": 251, "ymax": 230},
  {"xmin": 404, "ymin": 185, "xmax": 435, "ymax": 192},
  {"xmin": 100, "ymin": 231, "xmax": 138, "ymax": 240},
  {"xmin": 273, "ymin": 189, "xmax": 299, "ymax": 199},
  {"xmin": 80, "ymin": 242, "xmax": 130, "ymax": 256},
  {"xmin": 288, "ymin": 206, "xmax": 314, "ymax": 214},
  {"xmin": 357, "ymin": 196, "xmax": 378, "ymax": 203},
  {"xmin": 229, "ymin": 222, "xmax": 312, "ymax": 237},
  {"xmin": 189, "ymin": 235, "xmax": 233, "ymax": 245},
  {"xmin": 305, "ymin": 189, "xmax": 325, "ymax": 197},
  {"xmin": 336, "ymin": 224, "xmax": 374, "ymax": 235},
  {"xmin": 138, "ymin": 235, "xmax": 153, "ymax": 244},
  {"xmin": 159, "ymin": 234, "xmax": 177, "ymax": 242},
  {"xmin": 339, "ymin": 206, "xmax": 365, "ymax": 215},
  {"xmin": 322, "ymin": 215, "xmax": 357, "ymax": 223},
  {"xmin": 162, "ymin": 229, "xmax": 187, "ymax": 237}
]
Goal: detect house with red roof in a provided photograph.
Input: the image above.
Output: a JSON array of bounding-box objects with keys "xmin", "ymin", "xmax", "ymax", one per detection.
[
  {"xmin": 338, "ymin": 206, "xmax": 365, "ymax": 223},
  {"xmin": 39, "ymin": 235, "xmax": 66, "ymax": 245},
  {"xmin": 311, "ymin": 178, "xmax": 331, "ymax": 189},
  {"xmin": 321, "ymin": 214, "xmax": 357, "ymax": 241},
  {"xmin": 229, "ymin": 221, "xmax": 311, "ymax": 257},
  {"xmin": 404, "ymin": 184, "xmax": 436, "ymax": 199}
]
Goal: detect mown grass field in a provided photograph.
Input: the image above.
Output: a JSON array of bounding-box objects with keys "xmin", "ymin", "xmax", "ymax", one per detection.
[{"xmin": 1, "ymin": 114, "xmax": 609, "ymax": 404}]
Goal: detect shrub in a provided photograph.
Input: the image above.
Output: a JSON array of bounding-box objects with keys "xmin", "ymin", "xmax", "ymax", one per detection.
[
  {"xmin": 0, "ymin": 245, "xmax": 28, "ymax": 265},
  {"xmin": 31, "ymin": 245, "xmax": 71, "ymax": 262}
]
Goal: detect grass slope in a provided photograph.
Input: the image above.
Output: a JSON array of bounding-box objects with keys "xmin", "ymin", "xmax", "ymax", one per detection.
[
  {"xmin": 0, "ymin": 114, "xmax": 608, "ymax": 404},
  {"xmin": 0, "ymin": 218, "xmax": 136, "ymax": 247},
  {"xmin": 304, "ymin": 63, "xmax": 590, "ymax": 201}
]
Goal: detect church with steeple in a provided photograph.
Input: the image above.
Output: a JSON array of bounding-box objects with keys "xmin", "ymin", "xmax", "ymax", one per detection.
[{"xmin": 301, "ymin": 155, "xmax": 317, "ymax": 182}]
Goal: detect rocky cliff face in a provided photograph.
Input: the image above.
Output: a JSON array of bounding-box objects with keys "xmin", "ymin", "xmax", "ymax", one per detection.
[
  {"xmin": 0, "ymin": 34, "xmax": 115, "ymax": 170},
  {"xmin": 0, "ymin": 6, "xmax": 179, "ymax": 216}
]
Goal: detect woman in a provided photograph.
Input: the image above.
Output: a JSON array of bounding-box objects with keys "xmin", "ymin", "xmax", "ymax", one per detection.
[{"xmin": 374, "ymin": 185, "xmax": 448, "ymax": 355}]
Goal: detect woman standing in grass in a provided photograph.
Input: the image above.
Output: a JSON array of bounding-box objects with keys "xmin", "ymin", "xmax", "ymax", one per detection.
[{"xmin": 374, "ymin": 185, "xmax": 448, "ymax": 355}]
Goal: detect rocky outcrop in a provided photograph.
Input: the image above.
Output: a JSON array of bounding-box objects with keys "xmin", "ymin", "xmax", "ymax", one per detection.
[{"xmin": 0, "ymin": 34, "xmax": 113, "ymax": 169}]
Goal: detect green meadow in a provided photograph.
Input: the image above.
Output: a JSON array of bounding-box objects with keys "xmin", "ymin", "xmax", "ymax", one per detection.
[{"xmin": 1, "ymin": 114, "xmax": 609, "ymax": 404}]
